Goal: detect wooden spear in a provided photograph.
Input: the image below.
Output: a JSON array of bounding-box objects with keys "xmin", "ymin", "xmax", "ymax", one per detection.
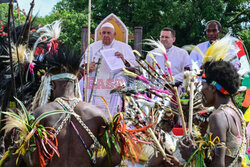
[
  {"xmin": 188, "ymin": 76, "xmax": 195, "ymax": 135},
  {"xmin": 86, "ymin": 0, "xmax": 91, "ymax": 103}
]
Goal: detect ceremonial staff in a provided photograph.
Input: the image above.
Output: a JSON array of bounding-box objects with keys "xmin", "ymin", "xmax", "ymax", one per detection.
[
  {"xmin": 188, "ymin": 75, "xmax": 195, "ymax": 135},
  {"xmin": 7, "ymin": 0, "xmax": 16, "ymax": 98},
  {"xmin": 145, "ymin": 39, "xmax": 187, "ymax": 135},
  {"xmin": 89, "ymin": 56, "xmax": 102, "ymax": 103},
  {"xmin": 86, "ymin": 0, "xmax": 91, "ymax": 102}
]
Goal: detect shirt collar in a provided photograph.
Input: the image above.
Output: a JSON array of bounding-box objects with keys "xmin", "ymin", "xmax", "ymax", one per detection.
[
  {"xmin": 166, "ymin": 45, "xmax": 174, "ymax": 53},
  {"xmin": 102, "ymin": 39, "xmax": 115, "ymax": 49}
]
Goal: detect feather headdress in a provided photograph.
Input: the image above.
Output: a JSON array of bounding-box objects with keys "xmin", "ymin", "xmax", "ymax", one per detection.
[
  {"xmin": 33, "ymin": 20, "xmax": 62, "ymax": 54},
  {"xmin": 203, "ymin": 34, "xmax": 239, "ymax": 63},
  {"xmin": 184, "ymin": 34, "xmax": 239, "ymax": 64}
]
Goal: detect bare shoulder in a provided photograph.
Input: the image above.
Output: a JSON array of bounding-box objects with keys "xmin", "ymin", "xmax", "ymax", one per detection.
[
  {"xmin": 209, "ymin": 109, "xmax": 227, "ymax": 125},
  {"xmin": 33, "ymin": 102, "xmax": 60, "ymax": 118},
  {"xmin": 76, "ymin": 101, "xmax": 106, "ymax": 119},
  {"xmin": 209, "ymin": 109, "xmax": 228, "ymax": 139}
]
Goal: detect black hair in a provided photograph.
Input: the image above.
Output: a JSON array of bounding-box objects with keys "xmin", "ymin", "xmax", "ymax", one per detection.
[
  {"xmin": 161, "ymin": 27, "xmax": 176, "ymax": 37},
  {"xmin": 203, "ymin": 60, "xmax": 240, "ymax": 95},
  {"xmin": 205, "ymin": 20, "xmax": 222, "ymax": 32},
  {"xmin": 44, "ymin": 43, "xmax": 82, "ymax": 75}
]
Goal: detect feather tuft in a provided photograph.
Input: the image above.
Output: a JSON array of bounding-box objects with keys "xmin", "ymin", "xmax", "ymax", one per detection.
[
  {"xmin": 2, "ymin": 110, "xmax": 28, "ymax": 137},
  {"xmin": 33, "ymin": 20, "xmax": 62, "ymax": 53},
  {"xmin": 203, "ymin": 34, "xmax": 239, "ymax": 63},
  {"xmin": 144, "ymin": 39, "xmax": 166, "ymax": 55}
]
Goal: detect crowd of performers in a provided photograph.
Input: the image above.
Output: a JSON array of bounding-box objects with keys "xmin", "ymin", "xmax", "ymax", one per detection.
[{"xmin": 0, "ymin": 7, "xmax": 250, "ymax": 167}]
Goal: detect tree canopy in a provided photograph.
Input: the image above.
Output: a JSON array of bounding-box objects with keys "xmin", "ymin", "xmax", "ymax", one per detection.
[
  {"xmin": 1, "ymin": 0, "xmax": 249, "ymax": 54},
  {"xmin": 53, "ymin": 0, "xmax": 249, "ymax": 52}
]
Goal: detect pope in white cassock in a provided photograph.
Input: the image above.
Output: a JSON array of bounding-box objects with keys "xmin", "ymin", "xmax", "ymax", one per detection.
[{"xmin": 79, "ymin": 22, "xmax": 137, "ymax": 118}]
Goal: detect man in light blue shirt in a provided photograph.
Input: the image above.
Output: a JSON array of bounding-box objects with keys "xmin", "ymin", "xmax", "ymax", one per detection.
[{"xmin": 190, "ymin": 20, "xmax": 240, "ymax": 70}]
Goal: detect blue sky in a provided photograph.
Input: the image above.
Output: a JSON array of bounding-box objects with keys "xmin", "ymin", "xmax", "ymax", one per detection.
[{"xmin": 17, "ymin": 0, "xmax": 61, "ymax": 17}]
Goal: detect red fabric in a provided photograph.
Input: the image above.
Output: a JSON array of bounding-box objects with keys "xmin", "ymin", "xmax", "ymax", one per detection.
[
  {"xmin": 236, "ymin": 40, "xmax": 246, "ymax": 58},
  {"xmin": 172, "ymin": 128, "xmax": 188, "ymax": 136},
  {"xmin": 242, "ymin": 89, "xmax": 250, "ymax": 107}
]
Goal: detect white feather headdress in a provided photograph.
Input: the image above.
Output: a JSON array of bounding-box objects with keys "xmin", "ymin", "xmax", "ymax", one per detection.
[{"xmin": 33, "ymin": 20, "xmax": 62, "ymax": 53}]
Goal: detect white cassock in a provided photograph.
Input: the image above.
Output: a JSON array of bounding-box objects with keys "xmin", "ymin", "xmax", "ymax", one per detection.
[
  {"xmin": 146, "ymin": 45, "xmax": 191, "ymax": 83},
  {"xmin": 79, "ymin": 40, "xmax": 137, "ymax": 119}
]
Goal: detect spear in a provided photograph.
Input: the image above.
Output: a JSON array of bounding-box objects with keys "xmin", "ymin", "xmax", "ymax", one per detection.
[
  {"xmin": 17, "ymin": 0, "xmax": 35, "ymax": 45},
  {"xmin": 7, "ymin": 0, "xmax": 16, "ymax": 98},
  {"xmin": 136, "ymin": 59, "xmax": 165, "ymax": 86},
  {"xmin": 122, "ymin": 68, "xmax": 178, "ymax": 104},
  {"xmin": 133, "ymin": 50, "xmax": 167, "ymax": 81},
  {"xmin": 86, "ymin": 0, "xmax": 91, "ymax": 103},
  {"xmin": 89, "ymin": 56, "xmax": 102, "ymax": 103},
  {"xmin": 147, "ymin": 53, "xmax": 167, "ymax": 78},
  {"xmin": 188, "ymin": 76, "xmax": 195, "ymax": 135},
  {"xmin": 144, "ymin": 39, "xmax": 187, "ymax": 135}
]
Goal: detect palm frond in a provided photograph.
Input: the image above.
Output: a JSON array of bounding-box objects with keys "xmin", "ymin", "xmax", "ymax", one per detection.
[
  {"xmin": 14, "ymin": 97, "xmax": 30, "ymax": 125},
  {"xmin": 32, "ymin": 110, "xmax": 71, "ymax": 127}
]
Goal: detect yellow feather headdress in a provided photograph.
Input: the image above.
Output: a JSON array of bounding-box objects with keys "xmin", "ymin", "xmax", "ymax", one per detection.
[
  {"xmin": 203, "ymin": 34, "xmax": 239, "ymax": 63},
  {"xmin": 183, "ymin": 34, "xmax": 239, "ymax": 64}
]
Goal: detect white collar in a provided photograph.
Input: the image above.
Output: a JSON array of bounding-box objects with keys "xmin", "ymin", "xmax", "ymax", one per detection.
[{"xmin": 102, "ymin": 40, "xmax": 115, "ymax": 49}]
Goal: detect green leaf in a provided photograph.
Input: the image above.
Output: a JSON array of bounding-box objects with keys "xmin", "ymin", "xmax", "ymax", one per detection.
[
  {"xmin": 195, "ymin": 150, "xmax": 206, "ymax": 167},
  {"xmin": 14, "ymin": 97, "xmax": 30, "ymax": 125},
  {"xmin": 186, "ymin": 147, "xmax": 200, "ymax": 166},
  {"xmin": 105, "ymin": 130, "xmax": 111, "ymax": 149},
  {"xmin": 2, "ymin": 111, "xmax": 23, "ymax": 122},
  {"xmin": 111, "ymin": 135, "xmax": 121, "ymax": 154},
  {"xmin": 32, "ymin": 110, "xmax": 71, "ymax": 127}
]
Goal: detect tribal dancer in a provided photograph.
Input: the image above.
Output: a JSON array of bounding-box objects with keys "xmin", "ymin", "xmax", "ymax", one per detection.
[
  {"xmin": 1, "ymin": 20, "xmax": 153, "ymax": 167},
  {"xmin": 1, "ymin": 42, "xmax": 121, "ymax": 167},
  {"xmin": 178, "ymin": 35, "xmax": 247, "ymax": 167}
]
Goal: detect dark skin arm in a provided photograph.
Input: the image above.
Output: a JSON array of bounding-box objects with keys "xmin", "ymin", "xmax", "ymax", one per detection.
[
  {"xmin": 94, "ymin": 116, "xmax": 121, "ymax": 167},
  {"xmin": 147, "ymin": 153, "xmax": 184, "ymax": 167},
  {"xmin": 179, "ymin": 111, "xmax": 227, "ymax": 167},
  {"xmin": 208, "ymin": 111, "xmax": 227, "ymax": 167}
]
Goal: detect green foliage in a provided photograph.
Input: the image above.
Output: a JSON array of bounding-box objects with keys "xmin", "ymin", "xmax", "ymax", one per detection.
[
  {"xmin": 37, "ymin": 9, "xmax": 96, "ymax": 51},
  {"xmin": 234, "ymin": 92, "xmax": 248, "ymax": 114},
  {"xmin": 0, "ymin": 3, "xmax": 8, "ymax": 23},
  {"xmin": 238, "ymin": 29, "xmax": 250, "ymax": 57},
  {"xmin": 2, "ymin": 1, "xmax": 249, "ymax": 56},
  {"xmin": 51, "ymin": 0, "xmax": 249, "ymax": 55},
  {"xmin": 0, "ymin": 4, "xmax": 26, "ymax": 26}
]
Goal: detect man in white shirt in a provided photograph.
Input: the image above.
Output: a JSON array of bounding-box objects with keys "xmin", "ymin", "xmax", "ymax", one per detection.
[
  {"xmin": 79, "ymin": 22, "xmax": 136, "ymax": 118},
  {"xmin": 146, "ymin": 28, "xmax": 191, "ymax": 84},
  {"xmin": 190, "ymin": 20, "xmax": 240, "ymax": 70}
]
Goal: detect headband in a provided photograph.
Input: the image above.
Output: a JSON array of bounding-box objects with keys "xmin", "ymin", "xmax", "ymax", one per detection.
[
  {"xmin": 202, "ymin": 70, "xmax": 230, "ymax": 95},
  {"xmin": 51, "ymin": 73, "xmax": 76, "ymax": 81}
]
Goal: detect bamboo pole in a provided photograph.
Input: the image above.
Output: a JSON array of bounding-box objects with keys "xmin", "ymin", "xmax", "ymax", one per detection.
[
  {"xmin": 188, "ymin": 78, "xmax": 195, "ymax": 135},
  {"xmin": 174, "ymin": 87, "xmax": 187, "ymax": 136},
  {"xmin": 86, "ymin": 0, "xmax": 91, "ymax": 103},
  {"xmin": 165, "ymin": 51, "xmax": 187, "ymax": 136}
]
